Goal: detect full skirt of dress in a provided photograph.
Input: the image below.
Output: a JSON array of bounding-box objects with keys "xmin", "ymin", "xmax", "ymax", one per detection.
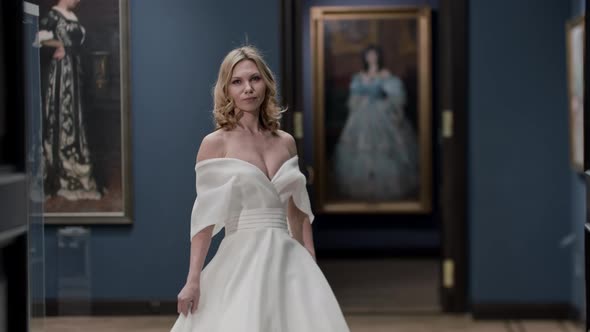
[{"xmin": 170, "ymin": 226, "xmax": 350, "ymax": 332}]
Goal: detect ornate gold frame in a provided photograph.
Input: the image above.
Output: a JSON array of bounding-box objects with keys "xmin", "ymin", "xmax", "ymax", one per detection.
[
  {"xmin": 311, "ymin": 6, "xmax": 432, "ymax": 213},
  {"xmin": 566, "ymin": 15, "xmax": 585, "ymax": 173}
]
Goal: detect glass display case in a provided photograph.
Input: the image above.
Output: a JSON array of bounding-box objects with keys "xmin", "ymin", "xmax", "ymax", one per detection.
[{"xmin": 23, "ymin": 1, "xmax": 46, "ymax": 331}]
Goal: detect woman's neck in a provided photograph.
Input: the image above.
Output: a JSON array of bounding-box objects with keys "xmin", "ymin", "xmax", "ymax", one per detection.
[
  {"xmin": 366, "ymin": 65, "xmax": 379, "ymax": 76},
  {"xmin": 55, "ymin": 2, "xmax": 70, "ymax": 12},
  {"xmin": 236, "ymin": 110, "xmax": 263, "ymax": 134}
]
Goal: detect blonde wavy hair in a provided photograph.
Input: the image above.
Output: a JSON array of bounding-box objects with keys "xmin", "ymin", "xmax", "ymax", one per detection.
[{"xmin": 213, "ymin": 46, "xmax": 284, "ymax": 134}]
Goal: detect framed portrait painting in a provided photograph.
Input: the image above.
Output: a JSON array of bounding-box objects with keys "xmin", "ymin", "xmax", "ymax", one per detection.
[
  {"xmin": 311, "ymin": 6, "xmax": 432, "ymax": 213},
  {"xmin": 37, "ymin": 0, "xmax": 132, "ymax": 224},
  {"xmin": 566, "ymin": 16, "xmax": 585, "ymax": 172}
]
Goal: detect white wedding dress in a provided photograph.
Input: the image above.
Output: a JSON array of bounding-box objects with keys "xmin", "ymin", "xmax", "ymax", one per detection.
[{"xmin": 170, "ymin": 155, "xmax": 350, "ymax": 332}]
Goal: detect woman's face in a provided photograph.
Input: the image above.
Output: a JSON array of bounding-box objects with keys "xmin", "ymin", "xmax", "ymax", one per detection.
[
  {"xmin": 66, "ymin": 0, "xmax": 80, "ymax": 9},
  {"xmin": 365, "ymin": 49, "xmax": 378, "ymax": 67},
  {"xmin": 228, "ymin": 60, "xmax": 266, "ymax": 114}
]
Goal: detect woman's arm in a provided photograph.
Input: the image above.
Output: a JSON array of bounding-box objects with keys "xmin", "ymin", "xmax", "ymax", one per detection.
[
  {"xmin": 36, "ymin": 12, "xmax": 61, "ymax": 49},
  {"xmin": 347, "ymin": 73, "xmax": 366, "ymax": 111},
  {"xmin": 41, "ymin": 39, "xmax": 63, "ymax": 48},
  {"xmin": 288, "ymin": 197, "xmax": 316, "ymax": 261},
  {"xmin": 186, "ymin": 226, "xmax": 213, "ymax": 283},
  {"xmin": 177, "ymin": 132, "xmax": 225, "ymax": 316},
  {"xmin": 279, "ymin": 130, "xmax": 317, "ymax": 260},
  {"xmin": 185, "ymin": 130, "xmax": 224, "ymax": 282},
  {"xmin": 41, "ymin": 39, "xmax": 65, "ymax": 60},
  {"xmin": 302, "ymin": 216, "xmax": 316, "ymax": 259},
  {"xmin": 177, "ymin": 226, "xmax": 212, "ymax": 316}
]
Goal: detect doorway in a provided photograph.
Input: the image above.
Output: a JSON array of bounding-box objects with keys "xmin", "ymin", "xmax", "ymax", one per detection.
[{"xmin": 279, "ymin": 0, "xmax": 469, "ymax": 313}]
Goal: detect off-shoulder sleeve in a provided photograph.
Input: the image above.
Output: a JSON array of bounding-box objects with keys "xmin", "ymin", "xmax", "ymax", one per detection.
[
  {"xmin": 189, "ymin": 163, "xmax": 237, "ymax": 240},
  {"xmin": 34, "ymin": 10, "xmax": 59, "ymax": 47},
  {"xmin": 382, "ymin": 76, "xmax": 406, "ymax": 109},
  {"xmin": 274, "ymin": 157, "xmax": 315, "ymax": 224},
  {"xmin": 292, "ymin": 177, "xmax": 315, "ymax": 224}
]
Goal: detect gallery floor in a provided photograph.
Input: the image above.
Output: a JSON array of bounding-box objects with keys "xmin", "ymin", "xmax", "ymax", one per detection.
[
  {"xmin": 34, "ymin": 315, "xmax": 583, "ymax": 332},
  {"xmin": 32, "ymin": 259, "xmax": 584, "ymax": 332},
  {"xmin": 319, "ymin": 258, "xmax": 440, "ymax": 313}
]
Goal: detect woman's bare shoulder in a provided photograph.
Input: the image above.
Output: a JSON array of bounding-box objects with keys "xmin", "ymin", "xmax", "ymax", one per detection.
[
  {"xmin": 196, "ymin": 130, "xmax": 226, "ymax": 163},
  {"xmin": 380, "ymin": 69, "xmax": 392, "ymax": 78},
  {"xmin": 276, "ymin": 130, "xmax": 297, "ymax": 157}
]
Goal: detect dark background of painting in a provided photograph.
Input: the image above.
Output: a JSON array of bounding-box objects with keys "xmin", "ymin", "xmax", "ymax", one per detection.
[{"xmin": 40, "ymin": 0, "xmax": 123, "ymax": 213}]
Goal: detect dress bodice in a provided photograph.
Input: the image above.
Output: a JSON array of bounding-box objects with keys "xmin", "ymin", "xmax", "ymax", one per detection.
[
  {"xmin": 39, "ymin": 8, "xmax": 86, "ymax": 50},
  {"xmin": 350, "ymin": 74, "xmax": 387, "ymax": 98},
  {"xmin": 349, "ymin": 73, "xmax": 406, "ymax": 106},
  {"xmin": 189, "ymin": 156, "xmax": 314, "ymax": 239}
]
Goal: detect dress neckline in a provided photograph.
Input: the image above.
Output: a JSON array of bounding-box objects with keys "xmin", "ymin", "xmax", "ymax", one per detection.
[
  {"xmin": 51, "ymin": 6, "xmax": 79, "ymax": 22},
  {"xmin": 195, "ymin": 155, "xmax": 298, "ymax": 182}
]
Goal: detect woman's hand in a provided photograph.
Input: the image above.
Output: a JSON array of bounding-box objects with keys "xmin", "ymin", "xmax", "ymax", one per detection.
[
  {"xmin": 307, "ymin": 248, "xmax": 317, "ymax": 262},
  {"xmin": 53, "ymin": 45, "xmax": 65, "ymax": 60},
  {"xmin": 177, "ymin": 281, "xmax": 201, "ymax": 316}
]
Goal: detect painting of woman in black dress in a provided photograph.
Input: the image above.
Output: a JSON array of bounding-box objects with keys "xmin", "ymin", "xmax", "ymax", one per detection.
[
  {"xmin": 36, "ymin": 0, "xmax": 131, "ymax": 224},
  {"xmin": 38, "ymin": 0, "xmax": 102, "ymax": 201}
]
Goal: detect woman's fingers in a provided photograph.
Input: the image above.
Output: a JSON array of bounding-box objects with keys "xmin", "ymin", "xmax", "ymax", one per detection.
[
  {"xmin": 177, "ymin": 296, "xmax": 189, "ymax": 316},
  {"xmin": 178, "ymin": 299, "xmax": 185, "ymax": 316},
  {"xmin": 190, "ymin": 297, "xmax": 199, "ymax": 313},
  {"xmin": 177, "ymin": 286, "xmax": 199, "ymax": 316}
]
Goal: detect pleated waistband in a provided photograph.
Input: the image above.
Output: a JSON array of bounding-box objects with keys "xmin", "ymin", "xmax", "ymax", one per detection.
[{"xmin": 225, "ymin": 208, "xmax": 288, "ymax": 235}]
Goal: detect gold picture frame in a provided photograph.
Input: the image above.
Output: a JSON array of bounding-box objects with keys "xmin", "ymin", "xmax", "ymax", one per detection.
[
  {"xmin": 566, "ymin": 16, "xmax": 585, "ymax": 172},
  {"xmin": 40, "ymin": 0, "xmax": 133, "ymax": 224},
  {"xmin": 311, "ymin": 6, "xmax": 432, "ymax": 213}
]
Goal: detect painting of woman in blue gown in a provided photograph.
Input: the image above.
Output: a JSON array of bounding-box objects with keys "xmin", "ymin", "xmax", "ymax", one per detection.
[
  {"xmin": 330, "ymin": 45, "xmax": 419, "ymax": 201},
  {"xmin": 313, "ymin": 8, "xmax": 432, "ymax": 212}
]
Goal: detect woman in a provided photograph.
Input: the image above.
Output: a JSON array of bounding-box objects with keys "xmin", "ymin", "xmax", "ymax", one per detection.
[
  {"xmin": 171, "ymin": 46, "xmax": 349, "ymax": 331},
  {"xmin": 331, "ymin": 45, "xmax": 419, "ymax": 201},
  {"xmin": 37, "ymin": 0, "xmax": 101, "ymax": 200}
]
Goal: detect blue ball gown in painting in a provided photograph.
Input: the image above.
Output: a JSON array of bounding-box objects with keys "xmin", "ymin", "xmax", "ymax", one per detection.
[{"xmin": 331, "ymin": 73, "xmax": 419, "ymax": 201}]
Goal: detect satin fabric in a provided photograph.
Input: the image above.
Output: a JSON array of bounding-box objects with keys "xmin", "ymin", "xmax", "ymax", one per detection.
[{"xmin": 171, "ymin": 156, "xmax": 350, "ymax": 332}]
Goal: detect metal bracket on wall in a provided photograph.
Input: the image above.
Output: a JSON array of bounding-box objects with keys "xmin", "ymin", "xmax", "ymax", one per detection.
[
  {"xmin": 443, "ymin": 259, "xmax": 455, "ymax": 288},
  {"xmin": 306, "ymin": 165, "xmax": 314, "ymax": 185},
  {"xmin": 442, "ymin": 110, "xmax": 454, "ymax": 138},
  {"xmin": 294, "ymin": 111, "xmax": 304, "ymax": 139}
]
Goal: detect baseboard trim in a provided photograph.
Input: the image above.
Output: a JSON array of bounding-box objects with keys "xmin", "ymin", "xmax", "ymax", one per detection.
[
  {"xmin": 472, "ymin": 303, "xmax": 580, "ymax": 320},
  {"xmin": 39, "ymin": 300, "xmax": 582, "ymax": 319},
  {"xmin": 41, "ymin": 299, "xmax": 178, "ymax": 316}
]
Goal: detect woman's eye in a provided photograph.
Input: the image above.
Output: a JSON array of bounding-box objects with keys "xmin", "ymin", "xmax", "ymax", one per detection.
[
  {"xmin": 232, "ymin": 80, "xmax": 241, "ymax": 85},
  {"xmin": 251, "ymin": 76, "xmax": 260, "ymax": 82}
]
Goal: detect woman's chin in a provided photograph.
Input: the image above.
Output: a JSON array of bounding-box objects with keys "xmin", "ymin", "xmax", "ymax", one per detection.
[{"xmin": 237, "ymin": 105, "xmax": 262, "ymax": 113}]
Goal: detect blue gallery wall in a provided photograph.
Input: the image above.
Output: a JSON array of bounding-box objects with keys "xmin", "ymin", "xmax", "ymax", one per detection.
[
  {"xmin": 469, "ymin": 0, "xmax": 575, "ymax": 304},
  {"xmin": 44, "ymin": 0, "xmax": 280, "ymax": 299},
  {"xmin": 41, "ymin": 0, "xmax": 584, "ymax": 309},
  {"xmin": 570, "ymin": 0, "xmax": 586, "ymax": 316}
]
